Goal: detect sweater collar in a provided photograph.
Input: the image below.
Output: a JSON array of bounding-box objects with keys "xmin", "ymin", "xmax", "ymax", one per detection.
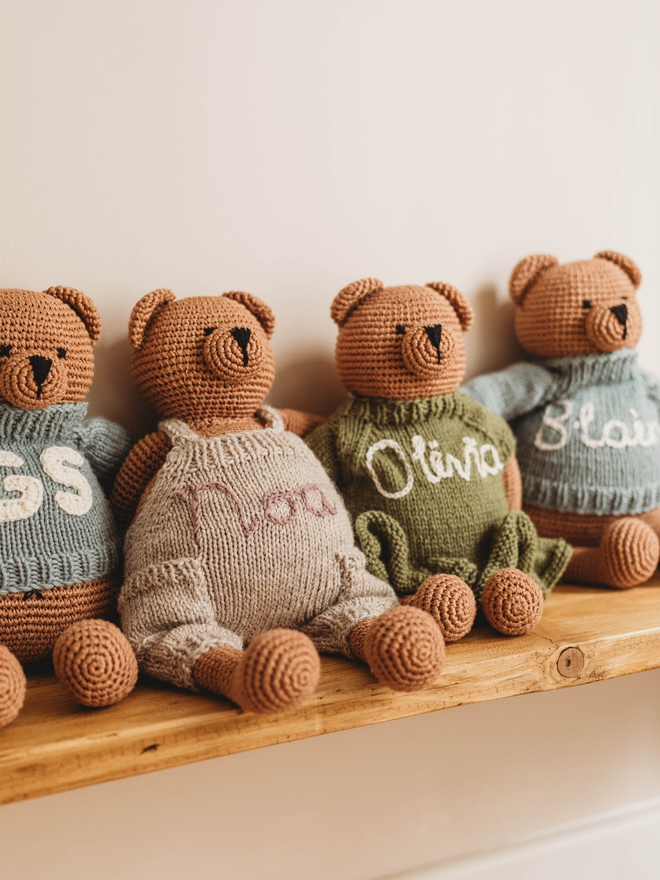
[
  {"xmin": 0, "ymin": 402, "xmax": 88, "ymax": 442},
  {"xmin": 539, "ymin": 349, "xmax": 640, "ymax": 389},
  {"xmin": 344, "ymin": 391, "xmax": 469, "ymax": 427}
]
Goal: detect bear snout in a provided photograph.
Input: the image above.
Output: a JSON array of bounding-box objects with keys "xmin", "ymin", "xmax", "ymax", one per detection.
[
  {"xmin": 203, "ymin": 324, "xmax": 266, "ymax": 380},
  {"xmin": 401, "ymin": 322, "xmax": 457, "ymax": 377},
  {"xmin": 585, "ymin": 301, "xmax": 638, "ymax": 352},
  {"xmin": 0, "ymin": 349, "xmax": 68, "ymax": 409}
]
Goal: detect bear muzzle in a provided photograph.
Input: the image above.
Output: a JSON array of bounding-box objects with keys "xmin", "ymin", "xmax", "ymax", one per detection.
[
  {"xmin": 203, "ymin": 325, "xmax": 267, "ymax": 381},
  {"xmin": 401, "ymin": 322, "xmax": 457, "ymax": 377},
  {"xmin": 585, "ymin": 301, "xmax": 638, "ymax": 352},
  {"xmin": 0, "ymin": 349, "xmax": 68, "ymax": 409}
]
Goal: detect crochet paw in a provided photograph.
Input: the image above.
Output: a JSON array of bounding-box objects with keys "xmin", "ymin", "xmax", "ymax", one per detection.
[
  {"xmin": 351, "ymin": 606, "xmax": 445, "ymax": 692},
  {"xmin": 197, "ymin": 630, "xmax": 320, "ymax": 714},
  {"xmin": 601, "ymin": 518, "xmax": 660, "ymax": 588},
  {"xmin": 0, "ymin": 644, "xmax": 26, "ymax": 728},
  {"xmin": 405, "ymin": 574, "xmax": 477, "ymax": 642},
  {"xmin": 53, "ymin": 620, "xmax": 138, "ymax": 707},
  {"xmin": 481, "ymin": 569, "xmax": 543, "ymax": 636}
]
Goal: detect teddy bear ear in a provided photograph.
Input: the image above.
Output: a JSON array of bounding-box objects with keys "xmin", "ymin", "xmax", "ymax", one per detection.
[
  {"xmin": 425, "ymin": 281, "xmax": 474, "ymax": 331},
  {"xmin": 331, "ymin": 278, "xmax": 384, "ymax": 326},
  {"xmin": 128, "ymin": 288, "xmax": 176, "ymax": 350},
  {"xmin": 509, "ymin": 254, "xmax": 559, "ymax": 305},
  {"xmin": 594, "ymin": 251, "xmax": 642, "ymax": 289},
  {"xmin": 222, "ymin": 291, "xmax": 276, "ymax": 339},
  {"xmin": 44, "ymin": 286, "xmax": 102, "ymax": 343}
]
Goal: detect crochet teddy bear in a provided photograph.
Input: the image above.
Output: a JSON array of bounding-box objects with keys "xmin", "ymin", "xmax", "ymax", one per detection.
[
  {"xmin": 0, "ymin": 286, "xmax": 137, "ymax": 729},
  {"xmin": 306, "ymin": 279, "xmax": 572, "ymax": 639},
  {"xmin": 463, "ymin": 251, "xmax": 660, "ymax": 589},
  {"xmin": 111, "ymin": 289, "xmax": 444, "ymax": 714}
]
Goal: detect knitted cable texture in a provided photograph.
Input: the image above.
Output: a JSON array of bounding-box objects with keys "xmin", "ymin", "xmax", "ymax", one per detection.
[{"xmin": 119, "ymin": 407, "xmax": 399, "ymax": 692}]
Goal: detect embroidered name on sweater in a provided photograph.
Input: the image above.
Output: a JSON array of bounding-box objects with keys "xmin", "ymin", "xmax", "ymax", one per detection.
[
  {"xmin": 0, "ymin": 446, "xmax": 93, "ymax": 522},
  {"xmin": 365, "ymin": 435, "xmax": 505, "ymax": 500},
  {"xmin": 180, "ymin": 481, "xmax": 338, "ymax": 543},
  {"xmin": 535, "ymin": 401, "xmax": 660, "ymax": 452}
]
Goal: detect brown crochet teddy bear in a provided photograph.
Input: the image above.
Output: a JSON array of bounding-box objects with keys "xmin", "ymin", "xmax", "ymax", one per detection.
[
  {"xmin": 112, "ymin": 289, "xmax": 444, "ymax": 714},
  {"xmin": 0, "ymin": 287, "xmax": 137, "ymax": 729},
  {"xmin": 464, "ymin": 251, "xmax": 660, "ymax": 588},
  {"xmin": 307, "ymin": 280, "xmax": 571, "ymax": 639}
]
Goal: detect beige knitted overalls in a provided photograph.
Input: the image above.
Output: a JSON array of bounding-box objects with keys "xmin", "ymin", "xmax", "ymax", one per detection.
[{"xmin": 119, "ymin": 407, "xmax": 398, "ymax": 689}]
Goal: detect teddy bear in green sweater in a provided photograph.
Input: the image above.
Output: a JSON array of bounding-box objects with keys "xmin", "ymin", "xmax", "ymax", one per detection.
[{"xmin": 307, "ymin": 279, "xmax": 572, "ymax": 638}]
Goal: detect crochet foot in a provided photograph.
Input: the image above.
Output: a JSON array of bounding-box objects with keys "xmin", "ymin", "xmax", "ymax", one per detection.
[
  {"xmin": 195, "ymin": 630, "xmax": 320, "ymax": 714},
  {"xmin": 350, "ymin": 606, "xmax": 445, "ymax": 692},
  {"xmin": 601, "ymin": 518, "xmax": 660, "ymax": 588},
  {"xmin": 481, "ymin": 569, "xmax": 543, "ymax": 636},
  {"xmin": 0, "ymin": 644, "xmax": 26, "ymax": 728},
  {"xmin": 53, "ymin": 620, "xmax": 138, "ymax": 707},
  {"xmin": 403, "ymin": 574, "xmax": 477, "ymax": 642}
]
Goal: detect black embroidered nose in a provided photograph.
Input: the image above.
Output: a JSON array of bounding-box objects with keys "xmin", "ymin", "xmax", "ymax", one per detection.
[
  {"xmin": 29, "ymin": 355, "xmax": 52, "ymax": 398},
  {"xmin": 230, "ymin": 327, "xmax": 252, "ymax": 366},
  {"xmin": 424, "ymin": 324, "xmax": 443, "ymax": 362},
  {"xmin": 610, "ymin": 304, "xmax": 628, "ymax": 339}
]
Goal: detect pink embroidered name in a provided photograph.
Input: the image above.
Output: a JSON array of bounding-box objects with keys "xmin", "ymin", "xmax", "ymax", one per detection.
[{"xmin": 180, "ymin": 481, "xmax": 337, "ymax": 543}]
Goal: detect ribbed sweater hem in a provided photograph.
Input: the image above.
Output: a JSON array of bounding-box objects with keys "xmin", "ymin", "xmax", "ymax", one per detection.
[
  {"xmin": 0, "ymin": 545, "xmax": 120, "ymax": 594},
  {"xmin": 524, "ymin": 476, "xmax": 660, "ymax": 517}
]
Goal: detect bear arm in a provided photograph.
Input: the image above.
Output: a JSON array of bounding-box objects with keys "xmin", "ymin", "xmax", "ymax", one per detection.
[
  {"xmin": 461, "ymin": 362, "xmax": 557, "ymax": 421},
  {"xmin": 641, "ymin": 370, "xmax": 660, "ymax": 414},
  {"xmin": 305, "ymin": 419, "xmax": 341, "ymax": 485},
  {"xmin": 278, "ymin": 408, "xmax": 325, "ymax": 437},
  {"xmin": 502, "ymin": 456, "xmax": 523, "ymax": 511},
  {"xmin": 72, "ymin": 417, "xmax": 133, "ymax": 493},
  {"xmin": 111, "ymin": 431, "xmax": 172, "ymax": 532}
]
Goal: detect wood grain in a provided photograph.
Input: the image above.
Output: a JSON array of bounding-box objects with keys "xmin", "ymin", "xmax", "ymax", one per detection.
[{"xmin": 3, "ymin": 576, "xmax": 660, "ymax": 805}]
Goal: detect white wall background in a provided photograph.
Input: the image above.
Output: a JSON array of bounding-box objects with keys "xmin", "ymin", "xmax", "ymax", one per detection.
[{"xmin": 1, "ymin": 1, "xmax": 659, "ymax": 877}]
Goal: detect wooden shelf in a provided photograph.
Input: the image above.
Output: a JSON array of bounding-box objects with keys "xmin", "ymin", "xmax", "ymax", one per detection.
[{"xmin": 3, "ymin": 577, "xmax": 660, "ymax": 806}]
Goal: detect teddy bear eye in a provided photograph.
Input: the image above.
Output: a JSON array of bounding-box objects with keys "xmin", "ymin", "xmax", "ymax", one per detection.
[
  {"xmin": 582, "ymin": 300, "xmax": 592, "ymax": 310},
  {"xmin": 395, "ymin": 325, "xmax": 406, "ymax": 335},
  {"xmin": 204, "ymin": 327, "xmax": 216, "ymax": 336},
  {"xmin": 57, "ymin": 348, "xmax": 67, "ymax": 359},
  {"xmin": 0, "ymin": 345, "xmax": 11, "ymax": 357}
]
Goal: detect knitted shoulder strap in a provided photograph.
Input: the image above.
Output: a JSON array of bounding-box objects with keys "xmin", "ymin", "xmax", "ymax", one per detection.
[
  {"xmin": 159, "ymin": 419, "xmax": 200, "ymax": 445},
  {"xmin": 257, "ymin": 405, "xmax": 285, "ymax": 433}
]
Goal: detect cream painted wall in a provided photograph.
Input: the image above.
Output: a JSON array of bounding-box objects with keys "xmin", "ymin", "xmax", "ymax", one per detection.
[{"xmin": 0, "ymin": 1, "xmax": 659, "ymax": 878}]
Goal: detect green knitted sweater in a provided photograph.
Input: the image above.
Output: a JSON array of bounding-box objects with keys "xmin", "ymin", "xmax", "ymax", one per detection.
[{"xmin": 307, "ymin": 392, "xmax": 571, "ymax": 599}]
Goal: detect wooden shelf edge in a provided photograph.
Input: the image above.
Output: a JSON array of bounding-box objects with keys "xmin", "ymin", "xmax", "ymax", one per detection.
[{"xmin": 2, "ymin": 579, "xmax": 660, "ymax": 805}]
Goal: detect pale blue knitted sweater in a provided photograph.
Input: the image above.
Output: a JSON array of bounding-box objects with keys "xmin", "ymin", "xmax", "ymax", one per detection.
[
  {"xmin": 462, "ymin": 350, "xmax": 660, "ymax": 516},
  {"xmin": 0, "ymin": 402, "xmax": 131, "ymax": 594}
]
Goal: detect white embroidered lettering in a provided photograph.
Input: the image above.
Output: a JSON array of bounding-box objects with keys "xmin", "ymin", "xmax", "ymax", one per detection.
[
  {"xmin": 40, "ymin": 446, "xmax": 93, "ymax": 516},
  {"xmin": 0, "ymin": 451, "xmax": 43, "ymax": 522},
  {"xmin": 535, "ymin": 401, "xmax": 573, "ymax": 451},
  {"xmin": 366, "ymin": 439, "xmax": 414, "ymax": 498}
]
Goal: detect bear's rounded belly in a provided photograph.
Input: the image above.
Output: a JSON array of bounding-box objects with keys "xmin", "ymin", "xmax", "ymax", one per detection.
[{"xmin": 0, "ymin": 576, "xmax": 116, "ymax": 663}]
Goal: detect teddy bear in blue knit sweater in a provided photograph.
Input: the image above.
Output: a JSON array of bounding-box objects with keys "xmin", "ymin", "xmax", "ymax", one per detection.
[
  {"xmin": 464, "ymin": 251, "xmax": 660, "ymax": 589},
  {"xmin": 0, "ymin": 286, "xmax": 137, "ymax": 728}
]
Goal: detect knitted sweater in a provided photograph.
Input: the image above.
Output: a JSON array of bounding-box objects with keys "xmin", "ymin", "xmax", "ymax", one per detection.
[
  {"xmin": 462, "ymin": 350, "xmax": 660, "ymax": 516},
  {"xmin": 306, "ymin": 393, "xmax": 571, "ymax": 597},
  {"xmin": 0, "ymin": 402, "xmax": 130, "ymax": 594},
  {"xmin": 119, "ymin": 407, "xmax": 397, "ymax": 691}
]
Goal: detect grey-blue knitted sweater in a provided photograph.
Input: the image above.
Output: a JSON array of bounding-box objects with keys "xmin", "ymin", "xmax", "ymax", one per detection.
[
  {"xmin": 462, "ymin": 350, "xmax": 660, "ymax": 516},
  {"xmin": 0, "ymin": 402, "xmax": 131, "ymax": 594}
]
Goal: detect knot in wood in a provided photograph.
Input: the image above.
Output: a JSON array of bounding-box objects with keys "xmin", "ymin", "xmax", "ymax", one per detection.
[{"xmin": 557, "ymin": 646, "xmax": 585, "ymax": 679}]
